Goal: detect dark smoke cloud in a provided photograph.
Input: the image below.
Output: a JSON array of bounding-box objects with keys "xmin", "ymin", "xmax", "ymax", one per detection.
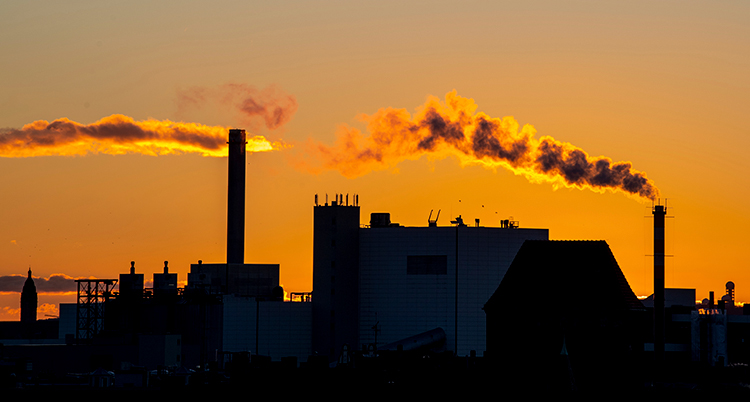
[
  {"xmin": 0, "ymin": 274, "xmax": 77, "ymax": 293},
  {"xmin": 177, "ymin": 83, "xmax": 298, "ymax": 131},
  {"xmin": 417, "ymin": 108, "xmax": 468, "ymax": 151},
  {"xmin": 1, "ymin": 82, "xmax": 295, "ymax": 158},
  {"xmin": 1, "ymin": 116, "xmax": 222, "ymax": 150},
  {"xmin": 471, "ymin": 117, "xmax": 529, "ymax": 165},
  {"xmin": 0, "ymin": 115, "xmax": 279, "ymax": 157},
  {"xmin": 300, "ymin": 91, "xmax": 659, "ymax": 200}
]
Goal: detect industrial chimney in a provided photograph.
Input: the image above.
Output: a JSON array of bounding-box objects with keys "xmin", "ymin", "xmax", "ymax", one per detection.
[
  {"xmin": 227, "ymin": 129, "xmax": 247, "ymax": 264},
  {"xmin": 653, "ymin": 202, "xmax": 666, "ymax": 366}
]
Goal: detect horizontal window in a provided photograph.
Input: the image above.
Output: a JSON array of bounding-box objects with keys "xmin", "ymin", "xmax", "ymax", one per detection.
[{"xmin": 407, "ymin": 255, "xmax": 447, "ymax": 275}]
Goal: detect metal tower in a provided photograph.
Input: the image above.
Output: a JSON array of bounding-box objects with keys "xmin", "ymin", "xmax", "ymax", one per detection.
[{"xmin": 75, "ymin": 279, "xmax": 117, "ymax": 342}]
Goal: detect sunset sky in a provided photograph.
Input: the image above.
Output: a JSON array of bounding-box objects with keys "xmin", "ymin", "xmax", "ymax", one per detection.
[{"xmin": 1, "ymin": 1, "xmax": 749, "ymax": 320}]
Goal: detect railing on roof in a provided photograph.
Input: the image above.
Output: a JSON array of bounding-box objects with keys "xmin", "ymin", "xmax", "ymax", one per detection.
[{"xmin": 290, "ymin": 292, "xmax": 312, "ymax": 302}]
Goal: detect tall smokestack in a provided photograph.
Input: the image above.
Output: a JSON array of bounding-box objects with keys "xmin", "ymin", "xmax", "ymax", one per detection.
[
  {"xmin": 653, "ymin": 202, "xmax": 666, "ymax": 367},
  {"xmin": 227, "ymin": 129, "xmax": 247, "ymax": 264}
]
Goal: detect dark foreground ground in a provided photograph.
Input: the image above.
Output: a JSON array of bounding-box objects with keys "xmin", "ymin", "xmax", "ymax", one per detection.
[{"xmin": 3, "ymin": 357, "xmax": 750, "ymax": 398}]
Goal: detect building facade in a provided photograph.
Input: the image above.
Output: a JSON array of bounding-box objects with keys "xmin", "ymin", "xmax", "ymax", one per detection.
[
  {"xmin": 311, "ymin": 201, "xmax": 360, "ymax": 358},
  {"xmin": 312, "ymin": 202, "xmax": 549, "ymax": 359},
  {"xmin": 359, "ymin": 222, "xmax": 548, "ymax": 356}
]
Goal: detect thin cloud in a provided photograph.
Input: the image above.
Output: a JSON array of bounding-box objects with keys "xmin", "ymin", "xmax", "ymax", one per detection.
[{"xmin": 0, "ymin": 273, "xmax": 78, "ymax": 294}]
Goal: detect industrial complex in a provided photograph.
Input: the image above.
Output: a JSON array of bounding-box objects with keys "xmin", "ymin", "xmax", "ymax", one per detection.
[{"xmin": 2, "ymin": 129, "xmax": 750, "ymax": 393}]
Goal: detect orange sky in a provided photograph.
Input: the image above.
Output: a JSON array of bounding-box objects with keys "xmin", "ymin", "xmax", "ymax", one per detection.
[{"xmin": 1, "ymin": 1, "xmax": 749, "ymax": 320}]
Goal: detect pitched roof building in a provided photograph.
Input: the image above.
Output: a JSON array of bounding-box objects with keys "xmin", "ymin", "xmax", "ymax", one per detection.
[{"xmin": 484, "ymin": 240, "xmax": 645, "ymax": 391}]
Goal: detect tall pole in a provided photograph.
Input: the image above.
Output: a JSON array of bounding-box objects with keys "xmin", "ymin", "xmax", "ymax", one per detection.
[
  {"xmin": 455, "ymin": 224, "xmax": 459, "ymax": 354},
  {"xmin": 653, "ymin": 203, "xmax": 666, "ymax": 371},
  {"xmin": 227, "ymin": 129, "xmax": 247, "ymax": 264}
]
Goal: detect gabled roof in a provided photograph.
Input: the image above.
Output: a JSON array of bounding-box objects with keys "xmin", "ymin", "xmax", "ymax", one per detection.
[{"xmin": 485, "ymin": 240, "xmax": 643, "ymax": 312}]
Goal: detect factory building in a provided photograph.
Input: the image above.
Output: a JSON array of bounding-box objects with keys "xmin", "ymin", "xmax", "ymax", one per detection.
[
  {"xmin": 312, "ymin": 198, "xmax": 549, "ymax": 359},
  {"xmin": 10, "ymin": 128, "xmax": 750, "ymax": 391},
  {"xmin": 484, "ymin": 240, "xmax": 645, "ymax": 390},
  {"xmin": 185, "ymin": 260, "xmax": 311, "ymax": 362},
  {"xmin": 0, "ymin": 128, "xmax": 311, "ymax": 374}
]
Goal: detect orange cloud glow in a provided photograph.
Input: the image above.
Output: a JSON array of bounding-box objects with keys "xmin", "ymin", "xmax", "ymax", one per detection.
[
  {"xmin": 38, "ymin": 303, "xmax": 59, "ymax": 318},
  {"xmin": 0, "ymin": 115, "xmax": 284, "ymax": 158},
  {"xmin": 301, "ymin": 91, "xmax": 659, "ymax": 200},
  {"xmin": 1, "ymin": 306, "xmax": 20, "ymax": 320}
]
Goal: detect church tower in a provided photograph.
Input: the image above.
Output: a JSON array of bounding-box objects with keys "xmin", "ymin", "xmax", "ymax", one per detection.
[{"xmin": 20, "ymin": 268, "xmax": 37, "ymax": 323}]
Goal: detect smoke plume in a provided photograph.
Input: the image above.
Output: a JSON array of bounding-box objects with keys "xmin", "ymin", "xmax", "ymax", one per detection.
[
  {"xmin": 177, "ymin": 83, "xmax": 298, "ymax": 131},
  {"xmin": 301, "ymin": 91, "xmax": 658, "ymax": 200},
  {"xmin": 0, "ymin": 114, "xmax": 283, "ymax": 158}
]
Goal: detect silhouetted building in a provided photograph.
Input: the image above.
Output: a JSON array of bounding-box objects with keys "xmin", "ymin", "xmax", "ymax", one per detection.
[
  {"xmin": 119, "ymin": 261, "xmax": 144, "ymax": 301},
  {"xmin": 641, "ymin": 286, "xmax": 750, "ymax": 367},
  {"xmin": 153, "ymin": 261, "xmax": 178, "ymax": 300},
  {"xmin": 223, "ymin": 294, "xmax": 311, "ymax": 360},
  {"xmin": 21, "ymin": 268, "xmax": 37, "ymax": 323},
  {"xmin": 0, "ymin": 268, "xmax": 59, "ymax": 343},
  {"xmin": 721, "ymin": 281, "xmax": 737, "ymax": 312},
  {"xmin": 312, "ymin": 199, "xmax": 549, "ymax": 360},
  {"xmin": 312, "ymin": 199, "xmax": 360, "ymax": 358},
  {"xmin": 82, "ymin": 127, "xmax": 307, "ymax": 370},
  {"xmin": 484, "ymin": 240, "xmax": 645, "ymax": 391}
]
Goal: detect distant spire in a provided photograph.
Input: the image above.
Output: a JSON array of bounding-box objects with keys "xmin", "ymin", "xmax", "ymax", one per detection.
[{"xmin": 21, "ymin": 267, "xmax": 37, "ymax": 323}]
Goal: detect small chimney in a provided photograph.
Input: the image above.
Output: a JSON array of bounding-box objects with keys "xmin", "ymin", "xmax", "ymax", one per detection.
[{"xmin": 164, "ymin": 261, "xmax": 169, "ymax": 274}]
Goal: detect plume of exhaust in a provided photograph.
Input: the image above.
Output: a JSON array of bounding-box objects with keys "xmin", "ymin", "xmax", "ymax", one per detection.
[
  {"xmin": 177, "ymin": 83, "xmax": 298, "ymax": 131},
  {"xmin": 0, "ymin": 114, "xmax": 283, "ymax": 158},
  {"xmin": 300, "ymin": 91, "xmax": 658, "ymax": 200}
]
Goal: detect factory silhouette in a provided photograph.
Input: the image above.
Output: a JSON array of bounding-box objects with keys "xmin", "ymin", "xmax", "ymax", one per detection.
[{"xmin": 3, "ymin": 129, "xmax": 750, "ymax": 393}]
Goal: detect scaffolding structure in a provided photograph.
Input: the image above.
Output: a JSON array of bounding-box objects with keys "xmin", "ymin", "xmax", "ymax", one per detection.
[{"xmin": 76, "ymin": 279, "xmax": 117, "ymax": 342}]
